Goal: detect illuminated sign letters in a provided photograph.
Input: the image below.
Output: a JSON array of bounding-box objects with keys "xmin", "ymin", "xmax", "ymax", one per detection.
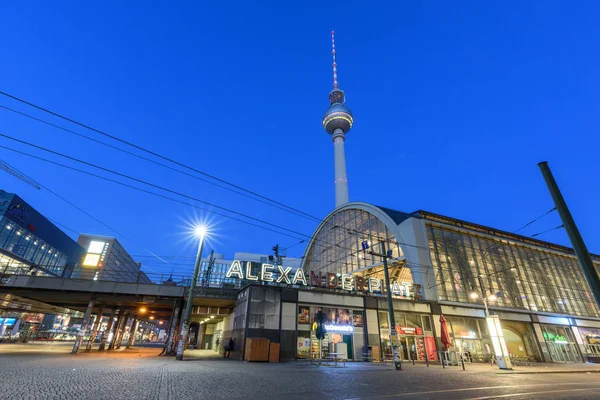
[
  {"xmin": 226, "ymin": 260, "xmax": 244, "ymax": 279},
  {"xmin": 224, "ymin": 260, "xmax": 417, "ymax": 298},
  {"xmin": 261, "ymin": 264, "xmax": 274, "ymax": 282},
  {"xmin": 292, "ymin": 269, "xmax": 307, "ymax": 285},
  {"xmin": 276, "ymin": 266, "xmax": 291, "ymax": 284},
  {"xmin": 324, "ymin": 324, "xmax": 353, "ymax": 333}
]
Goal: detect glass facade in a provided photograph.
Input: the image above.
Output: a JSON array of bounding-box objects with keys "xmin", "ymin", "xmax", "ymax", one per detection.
[
  {"xmin": 427, "ymin": 224, "xmax": 600, "ymax": 318},
  {"xmin": 303, "ymin": 208, "xmax": 404, "ymax": 275},
  {"xmin": 198, "ymin": 260, "xmax": 241, "ymax": 288},
  {"xmin": 0, "ymin": 216, "xmax": 68, "ymax": 276}
]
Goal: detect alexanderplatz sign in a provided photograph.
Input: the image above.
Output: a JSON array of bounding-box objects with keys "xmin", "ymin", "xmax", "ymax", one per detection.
[{"xmin": 226, "ymin": 261, "xmax": 421, "ymax": 299}]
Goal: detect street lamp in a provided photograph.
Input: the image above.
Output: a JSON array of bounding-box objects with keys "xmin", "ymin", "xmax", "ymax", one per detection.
[
  {"xmin": 470, "ymin": 273, "xmax": 512, "ymax": 370},
  {"xmin": 175, "ymin": 224, "xmax": 208, "ymax": 361}
]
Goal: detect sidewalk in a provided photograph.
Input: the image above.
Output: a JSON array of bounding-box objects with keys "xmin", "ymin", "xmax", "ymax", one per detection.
[{"xmin": 336, "ymin": 359, "xmax": 600, "ymax": 374}]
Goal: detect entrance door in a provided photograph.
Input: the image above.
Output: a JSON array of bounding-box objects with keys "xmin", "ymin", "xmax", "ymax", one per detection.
[
  {"xmin": 343, "ymin": 334, "xmax": 353, "ymax": 360},
  {"xmin": 406, "ymin": 337, "xmax": 417, "ymax": 361}
]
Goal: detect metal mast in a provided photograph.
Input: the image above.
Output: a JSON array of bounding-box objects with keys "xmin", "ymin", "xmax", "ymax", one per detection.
[{"xmin": 0, "ymin": 159, "xmax": 41, "ymax": 189}]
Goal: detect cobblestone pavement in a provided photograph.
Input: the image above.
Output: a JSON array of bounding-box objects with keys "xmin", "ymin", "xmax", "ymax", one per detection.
[{"xmin": 1, "ymin": 343, "xmax": 599, "ymax": 400}]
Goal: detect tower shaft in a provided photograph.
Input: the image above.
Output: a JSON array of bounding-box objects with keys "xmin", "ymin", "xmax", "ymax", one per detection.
[{"xmin": 333, "ymin": 129, "xmax": 349, "ymax": 207}]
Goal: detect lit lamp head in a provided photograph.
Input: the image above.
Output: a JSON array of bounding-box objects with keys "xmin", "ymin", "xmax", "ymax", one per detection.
[
  {"xmin": 139, "ymin": 307, "xmax": 147, "ymax": 314},
  {"xmin": 489, "ymin": 292, "xmax": 502, "ymax": 302},
  {"xmin": 470, "ymin": 292, "xmax": 479, "ymax": 300},
  {"xmin": 194, "ymin": 225, "xmax": 208, "ymax": 238}
]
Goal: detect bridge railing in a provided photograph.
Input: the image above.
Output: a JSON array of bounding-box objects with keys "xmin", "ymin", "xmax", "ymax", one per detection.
[{"xmin": 0, "ymin": 268, "xmax": 244, "ymax": 289}]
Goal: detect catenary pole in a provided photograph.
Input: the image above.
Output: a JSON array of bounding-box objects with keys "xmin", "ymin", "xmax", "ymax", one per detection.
[
  {"xmin": 538, "ymin": 162, "xmax": 600, "ymax": 308},
  {"xmin": 380, "ymin": 241, "xmax": 402, "ymax": 370}
]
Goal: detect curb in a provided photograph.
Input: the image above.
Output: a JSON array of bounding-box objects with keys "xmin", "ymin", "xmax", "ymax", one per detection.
[{"xmin": 497, "ymin": 370, "xmax": 600, "ymax": 375}]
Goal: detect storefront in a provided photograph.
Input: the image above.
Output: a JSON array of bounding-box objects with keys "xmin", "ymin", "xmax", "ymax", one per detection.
[
  {"xmin": 445, "ymin": 316, "xmax": 487, "ymax": 362},
  {"xmin": 540, "ymin": 324, "xmax": 582, "ymax": 363},
  {"xmin": 297, "ymin": 305, "xmax": 364, "ymax": 360},
  {"xmin": 497, "ymin": 320, "xmax": 541, "ymax": 362},
  {"xmin": 575, "ymin": 327, "xmax": 600, "ymax": 355},
  {"xmin": 378, "ymin": 311, "xmax": 437, "ymax": 361}
]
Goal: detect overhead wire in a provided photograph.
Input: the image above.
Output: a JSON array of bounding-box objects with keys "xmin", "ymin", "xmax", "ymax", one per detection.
[
  {"xmin": 0, "ymin": 101, "xmax": 523, "ymax": 264},
  {"xmin": 0, "ymin": 104, "xmax": 316, "ymax": 220},
  {"xmin": 36, "ymin": 180, "xmax": 171, "ymax": 268},
  {"xmin": 0, "ymin": 133, "xmax": 309, "ymax": 239},
  {"xmin": 0, "ymin": 143, "xmax": 306, "ymax": 241},
  {"xmin": 0, "ymin": 91, "xmax": 320, "ymax": 221},
  {"xmin": 0, "ymin": 92, "xmax": 569, "ymax": 269}
]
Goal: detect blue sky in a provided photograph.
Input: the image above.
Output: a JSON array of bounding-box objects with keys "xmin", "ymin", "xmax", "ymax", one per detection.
[{"xmin": 1, "ymin": 1, "xmax": 599, "ymax": 276}]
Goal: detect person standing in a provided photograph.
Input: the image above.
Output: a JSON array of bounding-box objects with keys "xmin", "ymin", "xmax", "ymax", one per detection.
[{"xmin": 224, "ymin": 337, "xmax": 234, "ymax": 358}]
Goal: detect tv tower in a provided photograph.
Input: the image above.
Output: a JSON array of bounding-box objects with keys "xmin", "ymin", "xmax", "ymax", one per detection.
[{"xmin": 322, "ymin": 31, "xmax": 353, "ymax": 208}]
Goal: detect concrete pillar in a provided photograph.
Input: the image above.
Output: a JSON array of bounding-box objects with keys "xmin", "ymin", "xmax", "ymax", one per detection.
[
  {"xmin": 127, "ymin": 319, "xmax": 140, "ymax": 348},
  {"xmin": 332, "ymin": 128, "xmax": 349, "ymax": 207},
  {"xmin": 72, "ymin": 298, "xmax": 95, "ymax": 354},
  {"xmin": 98, "ymin": 309, "xmax": 116, "ymax": 351},
  {"xmin": 164, "ymin": 300, "xmax": 182, "ymax": 356},
  {"xmin": 108, "ymin": 310, "xmax": 125, "ymax": 350},
  {"xmin": 116, "ymin": 315, "xmax": 131, "ymax": 349},
  {"xmin": 85, "ymin": 305, "xmax": 105, "ymax": 352}
]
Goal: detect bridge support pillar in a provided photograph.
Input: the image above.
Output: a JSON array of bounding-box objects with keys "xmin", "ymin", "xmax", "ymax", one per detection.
[
  {"xmin": 116, "ymin": 314, "xmax": 131, "ymax": 349},
  {"xmin": 85, "ymin": 305, "xmax": 104, "ymax": 352},
  {"xmin": 98, "ymin": 309, "xmax": 116, "ymax": 351},
  {"xmin": 108, "ymin": 310, "xmax": 125, "ymax": 350},
  {"xmin": 163, "ymin": 300, "xmax": 181, "ymax": 356},
  {"xmin": 127, "ymin": 319, "xmax": 140, "ymax": 348},
  {"xmin": 72, "ymin": 298, "xmax": 95, "ymax": 354}
]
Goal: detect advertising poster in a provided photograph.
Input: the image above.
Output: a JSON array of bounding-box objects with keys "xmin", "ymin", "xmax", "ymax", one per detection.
[
  {"xmin": 424, "ymin": 336, "xmax": 438, "ymax": 360},
  {"xmin": 352, "ymin": 310, "xmax": 364, "ymax": 327},
  {"xmin": 298, "ymin": 306, "xmax": 311, "ymax": 325},
  {"xmin": 334, "ymin": 308, "xmax": 351, "ymax": 325}
]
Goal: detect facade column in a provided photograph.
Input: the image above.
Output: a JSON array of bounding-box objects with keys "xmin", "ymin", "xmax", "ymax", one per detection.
[
  {"xmin": 127, "ymin": 319, "xmax": 140, "ymax": 348},
  {"xmin": 108, "ymin": 310, "xmax": 125, "ymax": 350},
  {"xmin": 85, "ymin": 305, "xmax": 105, "ymax": 352},
  {"xmin": 98, "ymin": 309, "xmax": 116, "ymax": 351},
  {"xmin": 72, "ymin": 298, "xmax": 95, "ymax": 354},
  {"xmin": 116, "ymin": 315, "xmax": 131, "ymax": 349}
]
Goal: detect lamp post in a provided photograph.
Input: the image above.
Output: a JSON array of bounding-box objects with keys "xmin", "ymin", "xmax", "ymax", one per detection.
[
  {"xmin": 470, "ymin": 273, "xmax": 512, "ymax": 370},
  {"xmin": 175, "ymin": 225, "xmax": 208, "ymax": 361}
]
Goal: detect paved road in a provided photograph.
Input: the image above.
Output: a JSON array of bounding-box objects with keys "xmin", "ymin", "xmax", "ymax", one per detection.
[{"xmin": 0, "ymin": 343, "xmax": 599, "ymax": 400}]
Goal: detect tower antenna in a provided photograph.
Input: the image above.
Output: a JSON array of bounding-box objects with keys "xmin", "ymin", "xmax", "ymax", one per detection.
[{"xmin": 331, "ymin": 30, "xmax": 338, "ymax": 89}]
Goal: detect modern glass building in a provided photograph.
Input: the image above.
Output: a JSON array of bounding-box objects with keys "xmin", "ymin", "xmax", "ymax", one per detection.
[{"xmin": 0, "ymin": 190, "xmax": 85, "ymax": 277}]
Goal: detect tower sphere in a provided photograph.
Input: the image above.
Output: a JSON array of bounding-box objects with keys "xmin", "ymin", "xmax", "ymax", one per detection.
[{"xmin": 323, "ymin": 103, "xmax": 353, "ymax": 135}]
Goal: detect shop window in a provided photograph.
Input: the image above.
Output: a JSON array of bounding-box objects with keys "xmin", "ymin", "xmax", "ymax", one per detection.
[
  {"xmin": 379, "ymin": 311, "xmax": 389, "ymax": 329},
  {"xmin": 421, "ymin": 315, "xmax": 432, "ymax": 333}
]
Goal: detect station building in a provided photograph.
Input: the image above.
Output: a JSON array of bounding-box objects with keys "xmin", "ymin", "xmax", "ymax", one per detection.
[{"xmin": 214, "ymin": 202, "xmax": 600, "ymax": 364}]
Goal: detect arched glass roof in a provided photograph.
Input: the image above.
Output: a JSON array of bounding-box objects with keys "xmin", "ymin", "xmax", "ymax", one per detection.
[{"xmin": 302, "ymin": 203, "xmax": 412, "ymax": 284}]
